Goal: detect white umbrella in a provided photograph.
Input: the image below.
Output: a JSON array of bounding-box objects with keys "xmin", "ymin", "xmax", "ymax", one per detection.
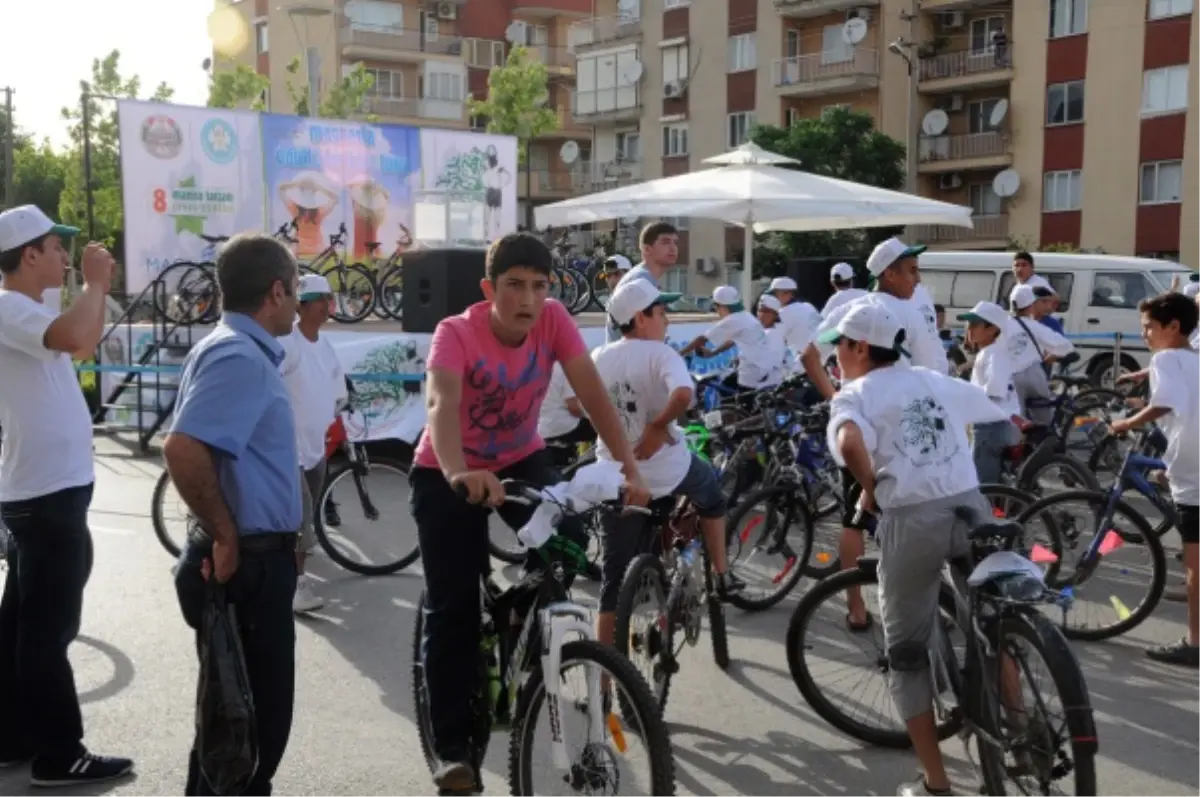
[{"xmin": 535, "ymin": 142, "xmax": 973, "ymax": 298}]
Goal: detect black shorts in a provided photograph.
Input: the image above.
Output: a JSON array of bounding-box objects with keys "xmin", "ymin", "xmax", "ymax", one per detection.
[
  {"xmin": 840, "ymin": 468, "xmax": 870, "ymax": 531},
  {"xmin": 1176, "ymin": 503, "xmax": 1198, "ymax": 545}
]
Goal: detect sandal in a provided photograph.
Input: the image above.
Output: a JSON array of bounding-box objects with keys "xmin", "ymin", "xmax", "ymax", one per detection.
[{"xmin": 846, "ymin": 612, "xmax": 873, "ymax": 633}]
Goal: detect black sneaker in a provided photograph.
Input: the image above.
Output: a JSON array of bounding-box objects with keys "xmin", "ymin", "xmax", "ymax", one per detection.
[
  {"xmin": 432, "ymin": 759, "xmax": 474, "ymax": 793},
  {"xmin": 716, "ymin": 571, "xmax": 746, "ymax": 600},
  {"xmin": 1146, "ymin": 638, "xmax": 1200, "ymax": 668},
  {"xmin": 30, "ymin": 751, "xmax": 134, "ymax": 787}
]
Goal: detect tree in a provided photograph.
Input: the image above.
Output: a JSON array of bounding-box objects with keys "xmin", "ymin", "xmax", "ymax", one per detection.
[
  {"xmin": 467, "ymin": 45, "xmax": 560, "ymax": 166},
  {"xmin": 12, "ymin": 139, "xmax": 67, "ymax": 215},
  {"xmin": 748, "ymin": 106, "xmax": 907, "ymax": 276},
  {"xmin": 207, "ymin": 62, "xmax": 270, "ymax": 111},
  {"xmin": 284, "ymin": 57, "xmax": 375, "ymax": 119}
]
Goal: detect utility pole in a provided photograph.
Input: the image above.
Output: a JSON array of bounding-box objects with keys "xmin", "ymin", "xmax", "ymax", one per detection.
[
  {"xmin": 2, "ymin": 86, "xmax": 13, "ymax": 210},
  {"xmin": 81, "ymin": 92, "xmax": 96, "ymax": 240}
]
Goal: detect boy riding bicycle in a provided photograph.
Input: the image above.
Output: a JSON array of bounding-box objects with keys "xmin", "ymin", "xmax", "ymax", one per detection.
[{"xmin": 410, "ymin": 233, "xmax": 649, "ymax": 793}]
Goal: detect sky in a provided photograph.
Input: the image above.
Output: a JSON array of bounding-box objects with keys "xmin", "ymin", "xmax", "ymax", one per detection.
[{"xmin": 0, "ymin": 0, "xmax": 214, "ymax": 148}]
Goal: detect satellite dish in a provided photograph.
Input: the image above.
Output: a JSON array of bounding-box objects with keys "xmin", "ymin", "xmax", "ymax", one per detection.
[
  {"xmin": 842, "ymin": 18, "xmax": 868, "ymax": 46},
  {"xmin": 559, "ymin": 141, "xmax": 580, "ymax": 164},
  {"xmin": 504, "ymin": 22, "xmax": 523, "ymax": 44},
  {"xmin": 993, "ymin": 169, "xmax": 1021, "ymax": 198},
  {"xmin": 619, "ymin": 60, "xmax": 644, "ymax": 85},
  {"xmin": 921, "ymin": 109, "xmax": 949, "ymax": 136},
  {"xmin": 989, "ymin": 98, "xmax": 1010, "ymax": 129}
]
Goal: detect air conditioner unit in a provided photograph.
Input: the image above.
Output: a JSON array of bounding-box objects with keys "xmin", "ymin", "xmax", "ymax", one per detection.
[
  {"xmin": 939, "ymin": 173, "xmax": 963, "ymax": 191},
  {"xmin": 664, "ymin": 81, "xmax": 685, "ymax": 98},
  {"xmin": 940, "ymin": 94, "xmax": 965, "ymax": 112},
  {"xmin": 939, "ymin": 11, "xmax": 965, "ymax": 29},
  {"xmin": 846, "ymin": 7, "xmax": 872, "ymax": 23},
  {"xmin": 437, "ymin": 2, "xmax": 456, "ymax": 20}
]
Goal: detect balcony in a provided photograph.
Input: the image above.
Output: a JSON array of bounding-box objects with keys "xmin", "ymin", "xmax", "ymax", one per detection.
[
  {"xmin": 513, "ymin": 0, "xmax": 591, "ymax": 15},
  {"xmin": 910, "ymin": 214, "xmax": 1010, "ymax": 249},
  {"xmin": 340, "ymin": 25, "xmax": 464, "ymax": 62},
  {"xmin": 361, "ymin": 94, "xmax": 466, "ymax": 123},
  {"xmin": 538, "ymin": 107, "xmax": 592, "ymax": 139},
  {"xmin": 527, "ymin": 44, "xmax": 575, "ymax": 75},
  {"xmin": 774, "ymin": 0, "xmax": 880, "ymax": 18},
  {"xmin": 918, "ymin": 132, "xmax": 1012, "ymax": 174},
  {"xmin": 919, "ymin": 47, "xmax": 1014, "ymax": 93},
  {"xmin": 773, "ymin": 50, "xmax": 879, "ymax": 98},
  {"xmin": 568, "ymin": 14, "xmax": 642, "ymax": 51},
  {"xmin": 572, "ymin": 159, "xmax": 644, "ymax": 193},
  {"xmin": 572, "ymin": 87, "xmax": 642, "ymax": 125},
  {"xmin": 519, "ymin": 169, "xmax": 578, "ymax": 200},
  {"xmin": 463, "ymin": 37, "xmax": 506, "ymax": 70},
  {"xmin": 920, "ymin": 0, "xmax": 1007, "ymax": 10}
]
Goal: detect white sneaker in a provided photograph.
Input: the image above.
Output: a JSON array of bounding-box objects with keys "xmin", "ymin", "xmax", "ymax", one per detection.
[
  {"xmin": 897, "ymin": 776, "xmax": 956, "ymax": 796},
  {"xmin": 293, "ymin": 575, "xmax": 324, "ymax": 614}
]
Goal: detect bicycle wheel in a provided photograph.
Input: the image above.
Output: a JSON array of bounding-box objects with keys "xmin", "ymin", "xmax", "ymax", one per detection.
[
  {"xmin": 150, "ymin": 469, "xmax": 186, "ymax": 558},
  {"xmin": 508, "ymin": 639, "xmax": 676, "ymax": 795},
  {"xmin": 154, "ymin": 261, "xmax": 217, "ymax": 326},
  {"xmin": 377, "ymin": 265, "xmax": 404, "ymax": 321},
  {"xmin": 705, "ymin": 550, "xmax": 730, "ymax": 670},
  {"xmin": 615, "ymin": 553, "xmax": 674, "ymax": 712},
  {"xmin": 724, "ymin": 484, "xmax": 814, "ymax": 610},
  {"xmin": 786, "ymin": 565, "xmax": 963, "ymax": 748},
  {"xmin": 314, "ymin": 456, "xmax": 419, "ymax": 575},
  {"xmin": 322, "ymin": 263, "xmax": 377, "ymax": 323},
  {"xmin": 979, "ymin": 612, "xmax": 1098, "ymax": 796},
  {"xmin": 488, "ymin": 518, "xmax": 526, "ymax": 565},
  {"xmin": 1017, "ymin": 452, "xmax": 1099, "ymax": 495},
  {"xmin": 1016, "ymin": 489, "xmax": 1167, "ymax": 641}
]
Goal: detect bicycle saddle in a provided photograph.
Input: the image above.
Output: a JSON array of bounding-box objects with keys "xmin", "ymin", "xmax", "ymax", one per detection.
[
  {"xmin": 966, "ymin": 519, "xmax": 1023, "ymax": 542},
  {"xmin": 200, "ymin": 234, "xmax": 229, "ymax": 244}
]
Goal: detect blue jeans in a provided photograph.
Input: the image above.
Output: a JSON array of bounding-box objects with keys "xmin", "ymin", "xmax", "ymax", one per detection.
[{"xmin": 973, "ymin": 420, "xmax": 1017, "ymax": 485}]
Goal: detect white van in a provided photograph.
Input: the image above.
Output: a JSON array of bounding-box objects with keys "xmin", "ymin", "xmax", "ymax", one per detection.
[{"xmin": 918, "ymin": 251, "xmax": 1194, "ymax": 383}]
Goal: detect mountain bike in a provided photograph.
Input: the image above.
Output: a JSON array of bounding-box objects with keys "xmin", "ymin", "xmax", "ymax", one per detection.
[
  {"xmin": 364, "ymin": 223, "xmax": 412, "ymax": 321},
  {"xmin": 295, "ymin": 222, "xmax": 378, "ymax": 324},
  {"xmin": 411, "ymin": 478, "xmax": 676, "ymax": 796}
]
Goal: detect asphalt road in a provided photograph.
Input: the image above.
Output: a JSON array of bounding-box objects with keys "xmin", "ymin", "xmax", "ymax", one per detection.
[{"xmin": 1, "ymin": 436, "xmax": 1196, "ymax": 796}]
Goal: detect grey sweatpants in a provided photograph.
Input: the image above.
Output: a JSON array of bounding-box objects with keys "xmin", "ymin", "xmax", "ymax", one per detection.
[
  {"xmin": 298, "ymin": 460, "xmax": 328, "ymax": 554},
  {"xmin": 1013, "ymin": 361, "xmax": 1053, "ymax": 424},
  {"xmin": 877, "ymin": 488, "xmax": 992, "ymax": 721}
]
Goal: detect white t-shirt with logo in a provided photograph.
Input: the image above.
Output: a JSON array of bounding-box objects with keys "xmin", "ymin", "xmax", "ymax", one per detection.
[
  {"xmin": 822, "ymin": 288, "xmax": 867, "ymax": 318},
  {"xmin": 280, "ymin": 326, "xmax": 348, "ymax": 470},
  {"xmin": 0, "ymin": 290, "xmax": 95, "ymax": 501},
  {"xmin": 592, "ymin": 338, "xmax": 694, "ymax": 496},
  {"xmin": 828, "ymin": 365, "xmax": 1008, "ymax": 511},
  {"xmin": 818, "ymin": 292, "xmax": 947, "ymax": 373},
  {"xmin": 1147, "ymin": 348, "xmax": 1199, "ymax": 506},
  {"xmin": 1005, "ymin": 314, "xmax": 1074, "ymax": 373},
  {"xmin": 778, "ymin": 302, "xmax": 815, "ymax": 354},
  {"xmin": 537, "ymin": 363, "xmax": 580, "ymax": 439},
  {"xmin": 706, "ymin": 310, "xmax": 783, "ymax": 388},
  {"xmin": 971, "ymin": 343, "xmax": 1021, "ymax": 419}
]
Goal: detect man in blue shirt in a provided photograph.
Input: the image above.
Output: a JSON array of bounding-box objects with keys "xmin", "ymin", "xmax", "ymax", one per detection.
[
  {"xmin": 163, "ymin": 234, "xmax": 302, "ymax": 796},
  {"xmin": 605, "ymin": 221, "xmax": 679, "ymax": 341}
]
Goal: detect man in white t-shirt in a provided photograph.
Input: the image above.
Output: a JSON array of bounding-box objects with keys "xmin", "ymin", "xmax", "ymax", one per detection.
[
  {"xmin": 821, "ymin": 262, "xmax": 867, "ymax": 318},
  {"xmin": 1008, "ymin": 284, "xmax": 1074, "ymax": 423},
  {"xmin": 593, "ymin": 280, "xmax": 745, "ymax": 647},
  {"xmin": 680, "ymin": 285, "xmax": 783, "ymax": 390},
  {"xmin": 755, "ymin": 294, "xmax": 790, "ymax": 375},
  {"xmin": 0, "ymin": 205, "xmax": 134, "ymax": 784},
  {"xmin": 766, "ymin": 276, "xmax": 822, "ymax": 339},
  {"xmin": 821, "ymin": 301, "xmax": 1008, "ymax": 797},
  {"xmin": 279, "ymin": 274, "xmax": 348, "ymax": 613},
  {"xmin": 537, "ymin": 362, "xmax": 596, "ymax": 464},
  {"xmin": 959, "ymin": 301, "xmax": 1022, "ymax": 484}
]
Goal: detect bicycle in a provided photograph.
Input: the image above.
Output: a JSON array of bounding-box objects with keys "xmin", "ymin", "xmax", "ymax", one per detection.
[
  {"xmin": 364, "ymin": 223, "xmax": 412, "ymax": 321},
  {"xmin": 786, "ymin": 504, "xmax": 1097, "ymax": 795},
  {"xmin": 294, "ymin": 222, "xmax": 378, "ymax": 324},
  {"xmin": 410, "ymin": 477, "xmax": 676, "ymax": 796}
]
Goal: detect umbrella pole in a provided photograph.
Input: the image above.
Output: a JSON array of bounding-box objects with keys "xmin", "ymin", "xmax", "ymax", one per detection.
[{"xmin": 739, "ymin": 219, "xmax": 754, "ymax": 302}]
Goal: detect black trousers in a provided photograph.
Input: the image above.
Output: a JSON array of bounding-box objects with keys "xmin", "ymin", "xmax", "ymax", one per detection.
[
  {"xmin": 175, "ymin": 536, "xmax": 298, "ymax": 795},
  {"xmin": 544, "ymin": 418, "xmax": 597, "ymax": 469},
  {"xmin": 0, "ymin": 484, "xmax": 94, "ymax": 763},
  {"xmin": 410, "ymin": 449, "xmax": 584, "ymax": 762}
]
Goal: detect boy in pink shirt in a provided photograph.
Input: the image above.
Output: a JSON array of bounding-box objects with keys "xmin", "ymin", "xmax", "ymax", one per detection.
[{"xmin": 410, "ymin": 232, "xmax": 648, "ymax": 793}]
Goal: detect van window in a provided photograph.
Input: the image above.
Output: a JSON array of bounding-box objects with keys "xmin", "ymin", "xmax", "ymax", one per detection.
[
  {"xmin": 997, "ymin": 272, "xmax": 1075, "ymax": 311},
  {"xmin": 920, "ymin": 269, "xmax": 995, "ymax": 308},
  {"xmin": 1090, "ymin": 271, "xmax": 1157, "ymax": 309},
  {"xmin": 921, "ymin": 271, "xmax": 955, "ymax": 306}
]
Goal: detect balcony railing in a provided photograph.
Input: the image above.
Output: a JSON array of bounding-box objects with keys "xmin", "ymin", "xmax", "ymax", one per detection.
[
  {"xmin": 919, "ymin": 46, "xmax": 1013, "ymax": 83},
  {"xmin": 571, "ymin": 87, "xmax": 642, "ymax": 121},
  {"xmin": 774, "ymin": 0, "xmax": 880, "ymax": 17},
  {"xmin": 568, "ymin": 14, "xmax": 642, "ymax": 49},
  {"xmin": 572, "ymin": 159, "xmax": 643, "ymax": 191},
  {"xmin": 340, "ymin": 25, "xmax": 463, "ymax": 57},
  {"xmin": 541, "ymin": 107, "xmax": 590, "ymax": 137},
  {"xmin": 527, "ymin": 44, "xmax": 575, "ymax": 70},
  {"xmin": 911, "ymin": 214, "xmax": 1009, "ymax": 244},
  {"xmin": 773, "ymin": 49, "xmax": 879, "ymax": 89},
  {"xmin": 919, "ymin": 132, "xmax": 1011, "ymax": 163},
  {"xmin": 361, "ymin": 94, "xmax": 465, "ymax": 121}
]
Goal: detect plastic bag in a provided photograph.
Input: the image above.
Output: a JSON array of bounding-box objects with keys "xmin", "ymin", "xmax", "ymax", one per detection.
[{"xmin": 196, "ymin": 584, "xmax": 258, "ymax": 795}]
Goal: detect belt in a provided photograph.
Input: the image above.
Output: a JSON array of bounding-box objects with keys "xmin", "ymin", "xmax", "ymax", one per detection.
[{"xmin": 187, "ymin": 528, "xmax": 298, "ymax": 554}]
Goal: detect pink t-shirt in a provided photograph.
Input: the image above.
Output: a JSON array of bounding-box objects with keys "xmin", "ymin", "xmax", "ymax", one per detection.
[{"xmin": 414, "ymin": 299, "xmax": 588, "ymax": 471}]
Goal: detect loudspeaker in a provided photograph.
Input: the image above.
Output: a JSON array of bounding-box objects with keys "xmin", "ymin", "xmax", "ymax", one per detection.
[{"xmin": 401, "ymin": 247, "xmax": 487, "ymax": 333}]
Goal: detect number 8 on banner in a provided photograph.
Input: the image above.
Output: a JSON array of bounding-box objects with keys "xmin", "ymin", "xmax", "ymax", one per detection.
[{"xmin": 153, "ymin": 188, "xmax": 168, "ymax": 214}]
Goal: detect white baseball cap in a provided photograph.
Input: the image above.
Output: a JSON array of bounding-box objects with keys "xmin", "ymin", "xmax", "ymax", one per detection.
[
  {"xmin": 958, "ymin": 301, "xmax": 1010, "ymax": 329},
  {"xmin": 0, "ymin": 205, "xmax": 80, "ymax": 253},
  {"xmin": 866, "ymin": 236, "xmax": 926, "ymax": 277},
  {"xmin": 831, "ymin": 262, "xmax": 854, "ymax": 282},
  {"xmin": 758, "ymin": 294, "xmax": 782, "ymax": 313},
  {"xmin": 817, "ymin": 302, "xmax": 908, "ymax": 354},
  {"xmin": 298, "ymin": 273, "xmax": 334, "ymax": 300},
  {"xmin": 768, "ymin": 277, "xmax": 798, "ymax": 292},
  {"xmin": 1183, "ymin": 282, "xmax": 1199, "ymax": 298},
  {"xmin": 1010, "ymin": 283, "xmax": 1055, "ymax": 310},
  {"xmin": 712, "ymin": 285, "xmax": 742, "ymax": 307},
  {"xmin": 608, "ymin": 279, "xmax": 681, "ymax": 325},
  {"xmin": 603, "ymin": 253, "xmax": 633, "ymax": 272}
]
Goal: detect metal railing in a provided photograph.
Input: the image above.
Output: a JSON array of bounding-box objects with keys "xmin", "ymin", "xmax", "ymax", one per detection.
[
  {"xmin": 362, "ymin": 94, "xmax": 465, "ymax": 121},
  {"xmin": 919, "ymin": 45, "xmax": 1013, "ymax": 82},
  {"xmin": 339, "ymin": 25, "xmax": 464, "ymax": 57},
  {"xmin": 919, "ymin": 132, "xmax": 1011, "ymax": 163},
  {"xmin": 774, "ymin": 0, "xmax": 879, "ymax": 16},
  {"xmin": 773, "ymin": 49, "xmax": 879, "ymax": 88},
  {"xmin": 568, "ymin": 14, "xmax": 643, "ymax": 48},
  {"xmin": 571, "ymin": 159, "xmax": 643, "ymax": 191},
  {"xmin": 911, "ymin": 214, "xmax": 1009, "ymax": 243}
]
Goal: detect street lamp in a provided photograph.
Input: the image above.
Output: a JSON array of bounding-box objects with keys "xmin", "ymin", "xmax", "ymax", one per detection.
[{"xmin": 282, "ymin": 3, "xmax": 333, "ymax": 116}]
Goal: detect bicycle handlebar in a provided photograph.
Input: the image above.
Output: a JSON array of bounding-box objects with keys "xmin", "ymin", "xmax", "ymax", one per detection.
[{"xmin": 453, "ymin": 478, "xmax": 652, "ymax": 515}]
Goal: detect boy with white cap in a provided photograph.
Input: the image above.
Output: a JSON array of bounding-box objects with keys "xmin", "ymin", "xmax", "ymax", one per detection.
[
  {"xmin": 680, "ymin": 286, "xmax": 783, "ymax": 390},
  {"xmin": 756, "ymin": 294, "xmax": 791, "ymax": 377},
  {"xmin": 764, "ymin": 278, "xmax": 827, "ymax": 382},
  {"xmin": 593, "ymin": 281, "xmax": 745, "ymax": 648},
  {"xmin": 820, "ymin": 301, "xmax": 1009, "ymax": 797},
  {"xmin": 599, "ymin": 253, "xmax": 633, "ymax": 295},
  {"xmin": 821, "ymin": 261, "xmax": 866, "ymax": 318},
  {"xmin": 1007, "ymin": 284, "xmax": 1074, "ymax": 423},
  {"xmin": 958, "ymin": 301, "xmax": 1022, "ymax": 484}
]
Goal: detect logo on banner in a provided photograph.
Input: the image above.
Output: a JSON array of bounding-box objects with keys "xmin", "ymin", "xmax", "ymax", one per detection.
[
  {"xmin": 141, "ymin": 115, "xmax": 183, "ymax": 159},
  {"xmin": 200, "ymin": 118, "xmax": 237, "ymax": 165},
  {"xmin": 153, "ymin": 176, "xmax": 236, "ymax": 236}
]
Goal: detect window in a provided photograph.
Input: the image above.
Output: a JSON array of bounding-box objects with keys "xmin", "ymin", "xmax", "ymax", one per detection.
[
  {"xmin": 424, "ymin": 72, "xmax": 464, "ymax": 101},
  {"xmin": 920, "ymin": 270, "xmax": 997, "ymax": 309},
  {"xmin": 1043, "ymin": 169, "xmax": 1082, "ymax": 211},
  {"xmin": 616, "ymin": 130, "xmax": 641, "ymax": 162},
  {"xmin": 344, "ymin": 0, "xmax": 403, "ymax": 30},
  {"xmin": 968, "ymin": 99, "xmax": 1003, "ymax": 133},
  {"xmin": 664, "ymin": 0, "xmax": 689, "ymax": 7},
  {"xmin": 785, "ymin": 29, "xmax": 801, "ymax": 58},
  {"xmin": 1140, "ymin": 160, "xmax": 1184, "ymax": 204},
  {"xmin": 1149, "ymin": 0, "xmax": 1193, "ymax": 19},
  {"xmin": 969, "ymin": 183, "xmax": 1002, "ymax": 216},
  {"xmin": 1090, "ymin": 271, "xmax": 1157, "ymax": 310},
  {"xmin": 997, "ymin": 272, "xmax": 1074, "ymax": 310},
  {"xmin": 663, "ymin": 265, "xmax": 689, "ymax": 296},
  {"xmin": 1049, "ymin": 0, "xmax": 1087, "ymax": 37},
  {"xmin": 465, "ymin": 38, "xmax": 506, "ymax": 69},
  {"xmin": 421, "ymin": 13, "xmax": 440, "ymax": 40},
  {"xmin": 786, "ymin": 107, "xmax": 801, "ymax": 126},
  {"xmin": 662, "ymin": 123, "xmax": 688, "ymax": 157},
  {"xmin": 365, "ymin": 68, "xmax": 403, "ymax": 97},
  {"xmin": 821, "ymin": 24, "xmax": 854, "ymax": 64},
  {"xmin": 727, "ymin": 33, "xmax": 756, "ymax": 73},
  {"xmin": 662, "ymin": 43, "xmax": 689, "ymax": 86},
  {"xmin": 255, "ymin": 22, "xmax": 268, "ymax": 54},
  {"xmin": 1142, "ymin": 65, "xmax": 1189, "ymax": 115},
  {"xmin": 1046, "ymin": 80, "xmax": 1085, "ymax": 125},
  {"xmin": 970, "ymin": 17, "xmax": 1005, "ymax": 54},
  {"xmin": 727, "ymin": 112, "xmax": 755, "ymax": 148},
  {"xmin": 509, "ymin": 20, "xmax": 548, "ymax": 47},
  {"xmin": 661, "ymin": 216, "xmax": 688, "ymax": 230}
]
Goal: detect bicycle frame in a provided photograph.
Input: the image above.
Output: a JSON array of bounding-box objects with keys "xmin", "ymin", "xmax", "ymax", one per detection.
[{"xmin": 1096, "ymin": 431, "xmax": 1178, "ymax": 539}]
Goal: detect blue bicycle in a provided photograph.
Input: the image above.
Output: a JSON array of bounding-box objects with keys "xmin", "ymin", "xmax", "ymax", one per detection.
[{"xmin": 1015, "ymin": 426, "xmax": 1169, "ymax": 640}]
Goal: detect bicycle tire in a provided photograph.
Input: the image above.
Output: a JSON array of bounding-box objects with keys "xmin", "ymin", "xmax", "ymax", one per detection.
[
  {"xmin": 153, "ymin": 261, "xmax": 218, "ymax": 326},
  {"xmin": 377, "ymin": 265, "xmax": 404, "ymax": 321},
  {"xmin": 706, "ymin": 563, "xmax": 731, "ymax": 670},
  {"xmin": 1015, "ymin": 488, "xmax": 1166, "ymax": 641},
  {"xmin": 508, "ymin": 639, "xmax": 677, "ymax": 796},
  {"xmin": 322, "ymin": 263, "xmax": 378, "ymax": 324},
  {"xmin": 786, "ymin": 565, "xmax": 963, "ymax": 748},
  {"xmin": 567, "ymin": 267, "xmax": 594, "ymax": 315},
  {"xmin": 314, "ymin": 456, "xmax": 419, "ymax": 575},
  {"xmin": 980, "ymin": 612, "xmax": 1098, "ymax": 796},
  {"xmin": 488, "ymin": 527, "xmax": 526, "ymax": 565},
  {"xmin": 150, "ymin": 469, "xmax": 184, "ymax": 558},
  {"xmin": 614, "ymin": 553, "xmax": 674, "ymax": 712},
  {"xmin": 724, "ymin": 484, "xmax": 814, "ymax": 610},
  {"xmin": 1017, "ymin": 452, "xmax": 1099, "ymax": 494}
]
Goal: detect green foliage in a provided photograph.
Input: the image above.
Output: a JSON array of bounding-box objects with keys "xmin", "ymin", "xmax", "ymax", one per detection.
[
  {"xmin": 1007, "ymin": 235, "xmax": 1107, "ymax": 254},
  {"xmin": 467, "ymin": 45, "xmax": 559, "ymax": 165},
  {"xmin": 207, "ymin": 62, "xmax": 270, "ymax": 111},
  {"xmin": 285, "ymin": 58, "xmax": 376, "ymax": 119},
  {"xmin": 748, "ymin": 106, "xmax": 907, "ymax": 277},
  {"xmin": 11, "ymin": 138, "xmax": 68, "ymax": 214}
]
